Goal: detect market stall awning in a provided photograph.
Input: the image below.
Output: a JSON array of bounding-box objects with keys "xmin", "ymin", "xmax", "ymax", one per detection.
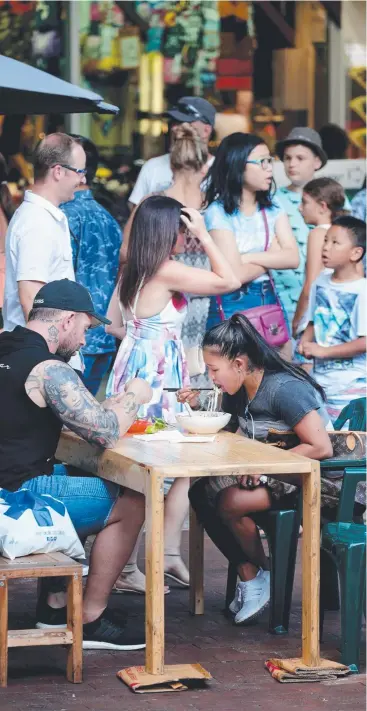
[{"xmin": 0, "ymin": 55, "xmax": 119, "ymax": 115}]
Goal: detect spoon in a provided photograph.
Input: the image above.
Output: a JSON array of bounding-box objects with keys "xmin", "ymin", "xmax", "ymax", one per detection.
[{"xmin": 184, "ymin": 401, "xmax": 193, "ymax": 418}]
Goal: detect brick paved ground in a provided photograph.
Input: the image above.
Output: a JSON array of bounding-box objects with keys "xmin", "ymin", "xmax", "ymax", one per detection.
[{"xmin": 1, "ymin": 533, "xmax": 365, "ymax": 711}]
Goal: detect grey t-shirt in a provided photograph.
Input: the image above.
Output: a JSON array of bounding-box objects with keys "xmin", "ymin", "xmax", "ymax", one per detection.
[{"xmin": 222, "ymin": 371, "xmax": 329, "ymax": 440}]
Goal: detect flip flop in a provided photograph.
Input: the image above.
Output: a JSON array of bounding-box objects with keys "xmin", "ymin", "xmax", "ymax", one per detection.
[
  {"xmin": 164, "ymin": 571, "xmax": 190, "ymax": 588},
  {"xmin": 164, "ymin": 554, "xmax": 190, "ymax": 588},
  {"xmin": 112, "ymin": 571, "xmax": 170, "ymax": 595},
  {"xmin": 112, "ymin": 584, "xmax": 171, "ymax": 595}
]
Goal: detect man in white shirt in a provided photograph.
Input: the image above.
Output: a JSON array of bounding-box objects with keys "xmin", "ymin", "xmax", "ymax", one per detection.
[
  {"xmin": 3, "ymin": 133, "xmax": 87, "ymax": 369},
  {"xmin": 128, "ymin": 96, "xmax": 216, "ymax": 209}
]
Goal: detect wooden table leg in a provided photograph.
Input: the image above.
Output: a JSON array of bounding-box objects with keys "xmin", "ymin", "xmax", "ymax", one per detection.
[
  {"xmin": 66, "ymin": 571, "xmax": 83, "ymax": 683},
  {"xmin": 0, "ymin": 578, "xmax": 8, "ymax": 688},
  {"xmin": 302, "ymin": 461, "xmax": 321, "ymax": 666},
  {"xmin": 145, "ymin": 471, "xmax": 165, "ymax": 675},
  {"xmin": 189, "ymin": 502, "xmax": 204, "ymax": 616}
]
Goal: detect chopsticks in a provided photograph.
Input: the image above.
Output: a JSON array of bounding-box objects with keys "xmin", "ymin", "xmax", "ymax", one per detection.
[{"xmin": 163, "ymin": 387, "xmax": 212, "ymax": 392}]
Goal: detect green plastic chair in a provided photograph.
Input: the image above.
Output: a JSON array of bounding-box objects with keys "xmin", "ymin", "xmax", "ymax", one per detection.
[
  {"xmin": 320, "ymin": 396, "xmax": 366, "ymax": 617},
  {"xmin": 320, "ymin": 467, "xmax": 366, "ymax": 671},
  {"xmin": 333, "ymin": 397, "xmax": 366, "ymax": 431},
  {"xmin": 225, "ymin": 502, "xmax": 302, "ymax": 634}
]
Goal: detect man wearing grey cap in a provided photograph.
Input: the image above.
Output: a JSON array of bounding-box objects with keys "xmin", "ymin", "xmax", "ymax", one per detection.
[
  {"xmin": 0, "ymin": 279, "xmax": 152, "ymax": 651},
  {"xmin": 128, "ymin": 96, "xmax": 216, "ymax": 208}
]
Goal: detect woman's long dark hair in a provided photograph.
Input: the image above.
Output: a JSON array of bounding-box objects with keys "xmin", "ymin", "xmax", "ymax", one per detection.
[
  {"xmin": 203, "ymin": 313, "xmax": 326, "ymax": 400},
  {"xmin": 119, "ymin": 194, "xmax": 184, "ymax": 308},
  {"xmin": 205, "ymin": 133, "xmax": 275, "ymax": 214},
  {"xmin": 0, "ymin": 153, "xmax": 15, "ymax": 224}
]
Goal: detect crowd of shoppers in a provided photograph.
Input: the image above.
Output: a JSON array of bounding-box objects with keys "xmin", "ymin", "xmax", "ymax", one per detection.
[{"xmin": 0, "ymin": 97, "xmax": 365, "ymax": 641}]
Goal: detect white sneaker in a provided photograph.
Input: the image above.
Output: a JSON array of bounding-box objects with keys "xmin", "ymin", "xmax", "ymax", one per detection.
[
  {"xmin": 234, "ymin": 570, "xmax": 270, "ymax": 625},
  {"xmin": 229, "ymin": 582, "xmax": 245, "ymax": 614}
]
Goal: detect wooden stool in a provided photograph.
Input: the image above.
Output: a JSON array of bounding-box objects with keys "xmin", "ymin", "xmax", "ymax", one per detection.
[{"xmin": 0, "ymin": 552, "xmax": 83, "ymax": 687}]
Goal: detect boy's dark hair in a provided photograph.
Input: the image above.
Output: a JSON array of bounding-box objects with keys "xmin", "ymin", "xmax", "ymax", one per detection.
[
  {"xmin": 70, "ymin": 134, "xmax": 99, "ymax": 185},
  {"xmin": 332, "ymin": 215, "xmax": 366, "ymax": 261}
]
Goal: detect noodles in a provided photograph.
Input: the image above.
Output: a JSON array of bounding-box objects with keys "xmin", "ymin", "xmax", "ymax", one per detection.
[{"xmin": 204, "ymin": 386, "xmax": 220, "ymax": 417}]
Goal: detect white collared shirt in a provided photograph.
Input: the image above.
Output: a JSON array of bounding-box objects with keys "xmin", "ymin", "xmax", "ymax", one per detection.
[{"xmin": 3, "ymin": 191, "xmax": 82, "ymax": 371}]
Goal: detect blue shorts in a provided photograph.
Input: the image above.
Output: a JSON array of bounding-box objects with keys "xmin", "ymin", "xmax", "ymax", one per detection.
[
  {"xmin": 22, "ymin": 464, "xmax": 121, "ymax": 541},
  {"xmin": 207, "ymin": 280, "xmax": 278, "ymax": 330}
]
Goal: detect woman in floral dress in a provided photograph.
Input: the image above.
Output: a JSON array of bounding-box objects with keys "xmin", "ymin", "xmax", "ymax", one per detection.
[{"xmin": 106, "ymin": 194, "xmax": 239, "ymax": 593}]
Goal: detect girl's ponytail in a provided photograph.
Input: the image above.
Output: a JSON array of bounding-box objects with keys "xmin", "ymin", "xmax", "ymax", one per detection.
[{"xmin": 170, "ymin": 122, "xmax": 208, "ymax": 173}]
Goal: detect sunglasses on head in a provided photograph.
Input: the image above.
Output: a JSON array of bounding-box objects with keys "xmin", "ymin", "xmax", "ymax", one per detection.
[{"xmin": 171, "ymin": 102, "xmax": 211, "ymax": 125}]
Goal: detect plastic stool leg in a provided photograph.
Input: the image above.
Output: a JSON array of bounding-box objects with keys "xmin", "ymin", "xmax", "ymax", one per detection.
[
  {"xmin": 267, "ymin": 511, "xmax": 299, "ymax": 635},
  {"xmin": 225, "ymin": 563, "xmax": 238, "ymax": 611},
  {"xmin": 321, "ymin": 548, "xmax": 340, "ymax": 611},
  {"xmin": 0, "ymin": 579, "xmax": 8, "ymax": 687},
  {"xmin": 338, "ymin": 543, "xmax": 366, "ymax": 670}
]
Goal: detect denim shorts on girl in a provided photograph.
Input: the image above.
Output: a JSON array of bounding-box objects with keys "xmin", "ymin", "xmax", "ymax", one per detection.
[
  {"xmin": 206, "ymin": 279, "xmax": 277, "ymax": 330},
  {"xmin": 22, "ymin": 464, "xmax": 122, "ymax": 541}
]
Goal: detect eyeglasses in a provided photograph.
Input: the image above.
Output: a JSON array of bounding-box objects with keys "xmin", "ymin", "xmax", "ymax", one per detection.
[
  {"xmin": 172, "ymin": 102, "xmax": 211, "ymax": 125},
  {"xmin": 53, "ymin": 164, "xmax": 87, "ymax": 176},
  {"xmin": 247, "ymin": 157, "xmax": 274, "ymax": 170}
]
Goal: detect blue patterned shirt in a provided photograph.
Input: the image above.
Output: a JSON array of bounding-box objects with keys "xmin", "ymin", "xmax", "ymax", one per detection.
[
  {"xmin": 61, "ymin": 190, "xmax": 122, "ymax": 355},
  {"xmin": 351, "ymin": 189, "xmax": 366, "ymax": 221}
]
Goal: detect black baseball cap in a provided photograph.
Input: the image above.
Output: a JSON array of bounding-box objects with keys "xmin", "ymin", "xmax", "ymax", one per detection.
[
  {"xmin": 32, "ymin": 279, "xmax": 111, "ymax": 328},
  {"xmin": 167, "ymin": 97, "xmax": 216, "ymax": 127}
]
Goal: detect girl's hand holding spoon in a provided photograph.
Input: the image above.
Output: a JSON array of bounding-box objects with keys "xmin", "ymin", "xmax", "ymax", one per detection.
[{"xmin": 176, "ymin": 388, "xmax": 201, "ymax": 410}]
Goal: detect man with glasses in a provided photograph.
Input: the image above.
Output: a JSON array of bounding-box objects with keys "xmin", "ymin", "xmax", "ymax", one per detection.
[
  {"xmin": 128, "ymin": 96, "xmax": 216, "ymax": 209},
  {"xmin": 3, "ymin": 133, "xmax": 87, "ymax": 370}
]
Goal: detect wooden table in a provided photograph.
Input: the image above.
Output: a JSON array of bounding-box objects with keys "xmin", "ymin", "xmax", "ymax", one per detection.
[{"xmin": 56, "ymin": 430, "xmax": 321, "ymax": 683}]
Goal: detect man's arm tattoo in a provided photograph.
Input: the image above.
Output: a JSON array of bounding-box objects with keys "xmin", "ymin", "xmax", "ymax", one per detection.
[
  {"xmin": 25, "ymin": 372, "xmax": 43, "ymax": 398},
  {"xmin": 107, "ymin": 391, "xmax": 139, "ymax": 415},
  {"xmin": 43, "ymin": 362, "xmax": 120, "ymax": 448}
]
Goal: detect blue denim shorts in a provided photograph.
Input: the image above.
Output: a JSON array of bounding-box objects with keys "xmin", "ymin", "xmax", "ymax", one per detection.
[
  {"xmin": 207, "ymin": 280, "xmax": 277, "ymax": 330},
  {"xmin": 22, "ymin": 464, "xmax": 121, "ymax": 540}
]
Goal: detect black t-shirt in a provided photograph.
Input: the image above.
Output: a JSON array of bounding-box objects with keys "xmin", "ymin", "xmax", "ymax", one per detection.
[
  {"xmin": 222, "ymin": 371, "xmax": 329, "ymax": 440},
  {"xmin": 0, "ymin": 326, "xmax": 64, "ymax": 491}
]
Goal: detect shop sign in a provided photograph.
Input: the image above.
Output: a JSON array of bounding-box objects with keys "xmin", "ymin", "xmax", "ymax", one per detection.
[{"xmin": 273, "ymin": 159, "xmax": 366, "ymax": 190}]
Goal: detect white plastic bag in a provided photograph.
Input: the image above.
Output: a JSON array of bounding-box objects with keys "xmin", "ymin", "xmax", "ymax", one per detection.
[{"xmin": 0, "ymin": 488, "xmax": 84, "ymax": 560}]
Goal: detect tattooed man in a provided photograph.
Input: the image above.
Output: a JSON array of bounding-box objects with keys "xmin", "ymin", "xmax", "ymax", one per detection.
[{"xmin": 0, "ymin": 279, "xmax": 152, "ymax": 650}]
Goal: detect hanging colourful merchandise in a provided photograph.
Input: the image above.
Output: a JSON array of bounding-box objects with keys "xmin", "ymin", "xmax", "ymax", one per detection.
[
  {"xmin": 81, "ymin": 0, "xmax": 132, "ymax": 76},
  {"xmin": 135, "ymin": 0, "xmax": 220, "ymax": 92}
]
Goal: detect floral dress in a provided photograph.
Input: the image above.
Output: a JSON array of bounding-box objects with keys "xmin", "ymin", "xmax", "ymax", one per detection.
[{"xmin": 106, "ymin": 291, "xmax": 190, "ymax": 424}]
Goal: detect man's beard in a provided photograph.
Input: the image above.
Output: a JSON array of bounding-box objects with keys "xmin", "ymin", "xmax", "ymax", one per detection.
[{"xmin": 56, "ymin": 339, "xmax": 77, "ymax": 362}]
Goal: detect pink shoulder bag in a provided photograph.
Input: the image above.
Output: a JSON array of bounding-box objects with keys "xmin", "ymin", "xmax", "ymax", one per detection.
[{"xmin": 215, "ymin": 209, "xmax": 289, "ymax": 348}]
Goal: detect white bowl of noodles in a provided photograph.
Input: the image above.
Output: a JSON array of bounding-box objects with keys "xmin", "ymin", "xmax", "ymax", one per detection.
[{"xmin": 176, "ymin": 411, "xmax": 231, "ymax": 435}]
